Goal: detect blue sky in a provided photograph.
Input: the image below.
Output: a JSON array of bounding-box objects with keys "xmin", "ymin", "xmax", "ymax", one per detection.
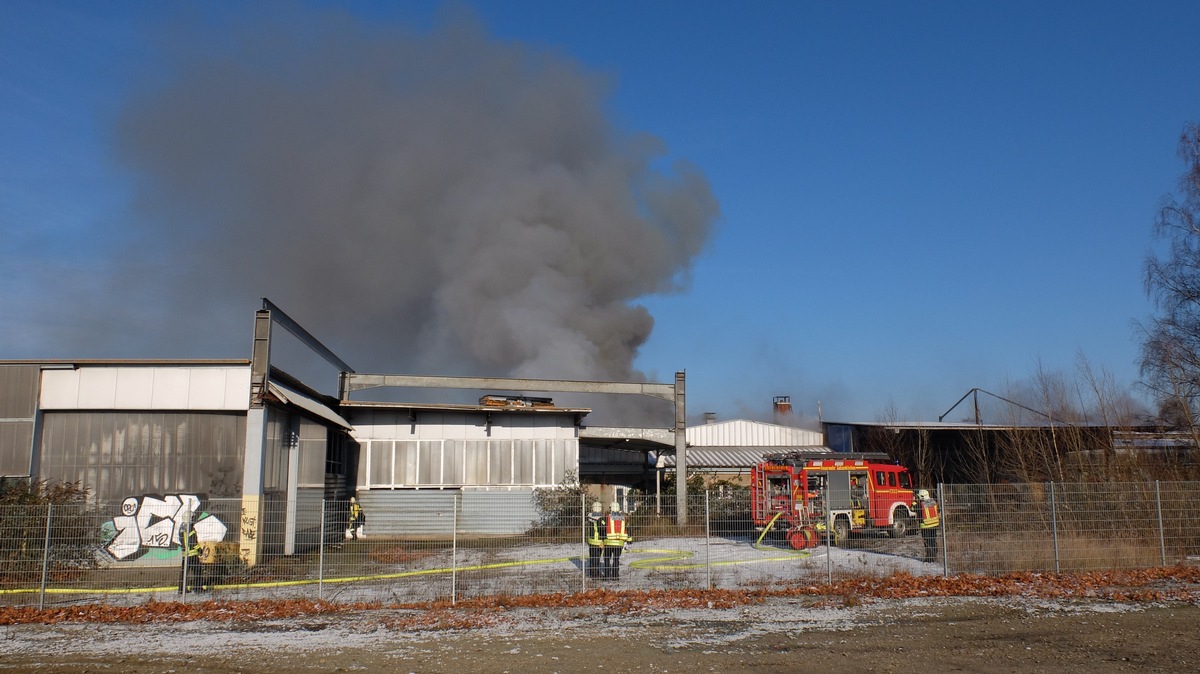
[{"xmin": 3, "ymin": 1, "xmax": 1200, "ymax": 425}]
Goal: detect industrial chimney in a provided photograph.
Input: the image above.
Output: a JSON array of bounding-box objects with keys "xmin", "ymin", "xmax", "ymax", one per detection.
[
  {"xmin": 703, "ymin": 412, "xmax": 717, "ymax": 425},
  {"xmin": 773, "ymin": 396, "xmax": 792, "ymax": 421}
]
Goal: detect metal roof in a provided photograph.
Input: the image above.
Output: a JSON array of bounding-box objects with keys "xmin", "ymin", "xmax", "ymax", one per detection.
[
  {"xmin": 823, "ymin": 420, "xmax": 1120, "ymax": 431},
  {"xmin": 660, "ymin": 445, "xmax": 831, "ymax": 469},
  {"xmin": 0, "ymin": 359, "xmax": 250, "ymax": 366}
]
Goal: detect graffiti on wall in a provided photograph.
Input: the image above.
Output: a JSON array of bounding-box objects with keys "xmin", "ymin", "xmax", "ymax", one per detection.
[{"xmin": 101, "ymin": 494, "xmax": 228, "ymax": 561}]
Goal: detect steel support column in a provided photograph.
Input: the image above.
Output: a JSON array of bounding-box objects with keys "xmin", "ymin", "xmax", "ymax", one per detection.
[{"xmin": 675, "ymin": 370, "xmax": 687, "ymax": 526}]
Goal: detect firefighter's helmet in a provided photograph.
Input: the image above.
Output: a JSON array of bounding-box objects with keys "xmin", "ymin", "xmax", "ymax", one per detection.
[
  {"xmin": 610, "ymin": 501, "xmax": 621, "ymax": 513},
  {"xmin": 916, "ymin": 490, "xmax": 930, "ymax": 500},
  {"xmin": 591, "ymin": 502, "xmax": 602, "ymax": 513}
]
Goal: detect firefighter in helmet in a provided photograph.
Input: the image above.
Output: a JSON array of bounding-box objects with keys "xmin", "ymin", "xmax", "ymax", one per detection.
[
  {"xmin": 585, "ymin": 501, "xmax": 605, "ymax": 578},
  {"xmin": 178, "ymin": 517, "xmax": 203, "ymax": 593},
  {"xmin": 603, "ymin": 501, "xmax": 632, "ymax": 580},
  {"xmin": 346, "ymin": 496, "xmax": 366, "ymax": 540},
  {"xmin": 917, "ymin": 489, "xmax": 940, "ymax": 563}
]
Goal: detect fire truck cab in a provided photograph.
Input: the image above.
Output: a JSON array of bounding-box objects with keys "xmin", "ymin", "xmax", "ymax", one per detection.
[{"xmin": 751, "ymin": 452, "xmax": 916, "ymax": 549}]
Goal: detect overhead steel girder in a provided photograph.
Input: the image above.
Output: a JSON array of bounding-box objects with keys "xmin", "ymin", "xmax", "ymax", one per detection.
[
  {"xmin": 340, "ymin": 373, "xmax": 676, "ymax": 402},
  {"xmin": 261, "ymin": 298, "xmax": 354, "ymax": 374}
]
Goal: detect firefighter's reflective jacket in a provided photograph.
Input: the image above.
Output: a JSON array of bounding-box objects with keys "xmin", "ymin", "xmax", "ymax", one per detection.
[
  {"xmin": 919, "ymin": 499, "xmax": 941, "ymax": 529},
  {"xmin": 182, "ymin": 525, "xmax": 201, "ymax": 558},
  {"xmin": 586, "ymin": 514, "xmax": 605, "ymax": 547},
  {"xmin": 605, "ymin": 513, "xmax": 632, "ymax": 546}
]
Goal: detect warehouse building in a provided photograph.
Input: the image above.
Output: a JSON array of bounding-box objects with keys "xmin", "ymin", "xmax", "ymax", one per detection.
[
  {"xmin": 0, "ymin": 355, "xmax": 356, "ymax": 565},
  {"xmin": 0, "ymin": 301, "xmax": 692, "ymax": 564},
  {"xmin": 342, "ymin": 396, "xmax": 589, "ymax": 535}
]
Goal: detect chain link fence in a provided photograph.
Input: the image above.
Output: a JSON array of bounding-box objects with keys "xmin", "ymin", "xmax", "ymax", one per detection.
[
  {"xmin": 3, "ymin": 483, "xmax": 1199, "ymax": 608},
  {"xmin": 940, "ymin": 481, "xmax": 1200, "ymax": 574}
]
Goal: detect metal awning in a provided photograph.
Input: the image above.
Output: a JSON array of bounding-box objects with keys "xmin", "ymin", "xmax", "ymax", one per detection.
[{"xmin": 267, "ymin": 381, "xmax": 353, "ymax": 430}]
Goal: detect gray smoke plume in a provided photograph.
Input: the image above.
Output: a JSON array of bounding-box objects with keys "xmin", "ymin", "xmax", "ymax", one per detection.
[{"xmin": 116, "ymin": 8, "xmax": 717, "ymax": 387}]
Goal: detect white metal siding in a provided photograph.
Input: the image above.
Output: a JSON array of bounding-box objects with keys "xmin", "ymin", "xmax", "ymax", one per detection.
[
  {"xmin": 359, "ymin": 438, "xmax": 577, "ymax": 489},
  {"xmin": 350, "ymin": 407, "xmax": 580, "ymax": 490},
  {"xmin": 40, "ymin": 366, "xmax": 251, "ymax": 411},
  {"xmin": 686, "ymin": 420, "xmax": 823, "ymax": 447}
]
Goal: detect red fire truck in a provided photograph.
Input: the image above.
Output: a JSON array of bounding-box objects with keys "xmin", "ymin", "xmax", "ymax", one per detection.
[{"xmin": 751, "ymin": 452, "xmax": 916, "ymax": 549}]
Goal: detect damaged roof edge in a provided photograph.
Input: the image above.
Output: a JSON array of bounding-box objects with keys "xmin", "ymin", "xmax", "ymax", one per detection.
[
  {"xmin": 267, "ymin": 380, "xmax": 354, "ymax": 430},
  {"xmin": 339, "ymin": 399, "xmax": 591, "ymax": 415}
]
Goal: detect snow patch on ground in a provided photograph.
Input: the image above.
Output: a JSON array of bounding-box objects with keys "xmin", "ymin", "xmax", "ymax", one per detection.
[{"xmin": 0, "ymin": 595, "xmax": 1160, "ymax": 661}]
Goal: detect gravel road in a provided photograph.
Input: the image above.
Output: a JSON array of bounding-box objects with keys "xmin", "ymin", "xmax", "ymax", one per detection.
[{"xmin": 2, "ymin": 595, "xmax": 1197, "ymax": 673}]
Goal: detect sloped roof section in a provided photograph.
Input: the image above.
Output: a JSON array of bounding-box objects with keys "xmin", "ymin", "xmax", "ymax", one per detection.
[
  {"xmin": 661, "ymin": 445, "xmax": 830, "ymax": 469},
  {"xmin": 268, "ymin": 381, "xmax": 353, "ymax": 429}
]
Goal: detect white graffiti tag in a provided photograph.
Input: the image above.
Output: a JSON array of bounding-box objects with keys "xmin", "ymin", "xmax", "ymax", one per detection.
[{"xmin": 104, "ymin": 494, "xmax": 227, "ymax": 560}]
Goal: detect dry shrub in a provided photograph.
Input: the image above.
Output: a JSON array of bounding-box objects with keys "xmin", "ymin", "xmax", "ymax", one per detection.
[
  {"xmin": 368, "ymin": 547, "xmax": 438, "ymax": 565},
  {"xmin": 947, "ymin": 531, "xmax": 1163, "ymax": 573}
]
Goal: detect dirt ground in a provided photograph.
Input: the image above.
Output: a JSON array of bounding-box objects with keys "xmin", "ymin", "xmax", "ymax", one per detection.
[{"xmin": 2, "ymin": 595, "xmax": 1198, "ymax": 673}]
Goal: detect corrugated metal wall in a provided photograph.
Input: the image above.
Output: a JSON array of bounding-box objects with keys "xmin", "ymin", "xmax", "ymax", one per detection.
[
  {"xmin": 355, "ymin": 489, "xmax": 538, "ymax": 536},
  {"xmin": 0, "ymin": 364, "xmax": 38, "ymax": 476},
  {"xmin": 292, "ymin": 486, "xmax": 327, "ymax": 549},
  {"xmin": 461, "ymin": 490, "xmax": 539, "ymax": 534},
  {"xmin": 355, "ymin": 490, "xmax": 458, "ymax": 536},
  {"xmin": 38, "ymin": 410, "xmax": 247, "ymax": 503}
]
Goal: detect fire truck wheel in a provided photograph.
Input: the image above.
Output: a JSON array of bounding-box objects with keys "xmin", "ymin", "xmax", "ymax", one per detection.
[
  {"xmin": 786, "ymin": 529, "xmax": 808, "ymax": 550},
  {"xmin": 800, "ymin": 526, "xmax": 819, "ymax": 549},
  {"xmin": 889, "ymin": 515, "xmax": 909, "ymax": 539},
  {"xmin": 832, "ymin": 517, "xmax": 851, "ymax": 545}
]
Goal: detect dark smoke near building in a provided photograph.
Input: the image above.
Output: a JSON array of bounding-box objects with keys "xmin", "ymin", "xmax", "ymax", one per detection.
[{"xmin": 115, "ymin": 8, "xmax": 718, "ymax": 388}]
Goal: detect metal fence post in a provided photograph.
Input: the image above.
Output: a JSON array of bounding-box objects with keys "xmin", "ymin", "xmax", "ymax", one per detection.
[
  {"xmin": 1049, "ymin": 481, "xmax": 1060, "ymax": 573},
  {"xmin": 938, "ymin": 483, "xmax": 948, "ymax": 577},
  {"xmin": 451, "ymin": 493, "xmax": 459, "ymax": 606},
  {"xmin": 825, "ymin": 505, "xmax": 833, "ymax": 585},
  {"xmin": 318, "ymin": 499, "xmax": 326, "ymax": 600},
  {"xmin": 38, "ymin": 503, "xmax": 52, "ymax": 610},
  {"xmin": 581, "ymin": 494, "xmax": 588, "ymax": 592},
  {"xmin": 1155, "ymin": 481, "xmax": 1166, "ymax": 567},
  {"xmin": 180, "ymin": 509, "xmax": 192, "ymax": 600},
  {"xmin": 704, "ymin": 490, "xmax": 712, "ymax": 590}
]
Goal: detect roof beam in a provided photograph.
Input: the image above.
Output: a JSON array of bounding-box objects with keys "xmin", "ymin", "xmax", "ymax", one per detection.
[
  {"xmin": 341, "ymin": 373, "xmax": 675, "ymax": 402},
  {"xmin": 261, "ymin": 298, "xmax": 354, "ymax": 374}
]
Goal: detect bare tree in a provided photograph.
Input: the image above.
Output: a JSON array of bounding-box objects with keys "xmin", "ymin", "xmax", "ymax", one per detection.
[
  {"xmin": 1141, "ymin": 122, "xmax": 1200, "ymax": 434},
  {"xmin": 875, "ymin": 402, "xmax": 941, "ymax": 486},
  {"xmin": 1074, "ymin": 352, "xmax": 1147, "ymax": 480}
]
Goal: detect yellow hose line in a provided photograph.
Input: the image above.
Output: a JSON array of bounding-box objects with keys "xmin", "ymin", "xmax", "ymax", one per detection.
[
  {"xmin": 307, "ymin": 555, "xmax": 578, "ymax": 587},
  {"xmin": 0, "ymin": 534, "xmax": 815, "ymax": 596},
  {"xmin": 755, "ymin": 511, "xmax": 786, "ymax": 548},
  {"xmin": 0, "ymin": 586, "xmax": 173, "ymax": 596},
  {"xmin": 751, "ymin": 510, "xmax": 812, "ymax": 556},
  {"xmin": 0, "ymin": 555, "xmax": 581, "ymax": 596},
  {"xmin": 626, "ymin": 548, "xmax": 696, "ymax": 569},
  {"xmin": 627, "ymin": 544, "xmax": 809, "ymax": 570}
]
